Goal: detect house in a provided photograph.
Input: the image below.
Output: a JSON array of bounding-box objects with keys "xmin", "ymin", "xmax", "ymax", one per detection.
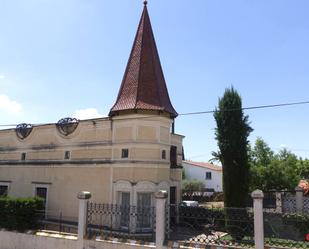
[
  {"xmin": 182, "ymin": 161, "xmax": 222, "ymax": 193},
  {"xmin": 0, "ymin": 2, "xmax": 184, "ymax": 220}
]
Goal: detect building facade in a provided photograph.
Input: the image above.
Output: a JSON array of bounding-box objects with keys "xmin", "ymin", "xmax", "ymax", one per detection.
[
  {"xmin": 182, "ymin": 161, "xmax": 222, "ymax": 193},
  {"xmin": 0, "ymin": 2, "xmax": 184, "ymax": 219}
]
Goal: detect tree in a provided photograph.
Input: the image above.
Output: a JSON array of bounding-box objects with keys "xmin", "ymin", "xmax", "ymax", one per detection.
[
  {"xmin": 213, "ymin": 87, "xmax": 253, "ymax": 208},
  {"xmin": 296, "ymin": 159, "xmax": 309, "ymax": 180},
  {"xmin": 182, "ymin": 180, "xmax": 204, "ymax": 199},
  {"xmin": 249, "ymin": 141, "xmax": 303, "ymax": 191},
  {"xmin": 251, "ymin": 137, "xmax": 274, "ymax": 167}
]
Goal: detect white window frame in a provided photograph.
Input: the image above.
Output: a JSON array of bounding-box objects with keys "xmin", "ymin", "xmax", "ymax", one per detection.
[{"xmin": 113, "ymin": 180, "xmax": 133, "ymax": 205}]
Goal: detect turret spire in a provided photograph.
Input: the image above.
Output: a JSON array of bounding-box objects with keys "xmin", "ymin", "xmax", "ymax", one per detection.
[{"xmin": 109, "ymin": 3, "xmax": 178, "ymax": 118}]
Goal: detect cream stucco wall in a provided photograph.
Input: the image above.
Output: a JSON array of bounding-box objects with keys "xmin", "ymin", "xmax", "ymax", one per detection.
[{"xmin": 0, "ymin": 114, "xmax": 184, "ymax": 217}]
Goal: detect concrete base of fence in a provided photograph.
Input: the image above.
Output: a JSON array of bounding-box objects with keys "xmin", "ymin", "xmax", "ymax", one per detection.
[
  {"xmin": 0, "ymin": 230, "xmax": 291, "ymax": 249},
  {"xmin": 0, "ymin": 230, "xmax": 77, "ymax": 249},
  {"xmin": 0, "ymin": 230, "xmax": 156, "ymax": 249},
  {"xmin": 167, "ymin": 241, "xmax": 289, "ymax": 249}
]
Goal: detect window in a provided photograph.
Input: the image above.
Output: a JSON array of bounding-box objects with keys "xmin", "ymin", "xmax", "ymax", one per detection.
[
  {"xmin": 35, "ymin": 187, "xmax": 48, "ymax": 211},
  {"xmin": 120, "ymin": 192, "xmax": 130, "ymax": 227},
  {"xmin": 170, "ymin": 146, "xmax": 177, "ymax": 168},
  {"xmin": 64, "ymin": 151, "xmax": 70, "ymax": 159},
  {"xmin": 162, "ymin": 150, "xmax": 166, "ymax": 159},
  {"xmin": 0, "ymin": 185, "xmax": 8, "ymax": 197},
  {"xmin": 121, "ymin": 149, "xmax": 129, "ymax": 158},
  {"xmin": 21, "ymin": 152, "xmax": 26, "ymax": 161},
  {"xmin": 205, "ymin": 172, "xmax": 212, "ymax": 180},
  {"xmin": 35, "ymin": 187, "xmax": 47, "ymax": 200},
  {"xmin": 33, "ymin": 184, "xmax": 49, "ymax": 217},
  {"xmin": 137, "ymin": 193, "xmax": 152, "ymax": 229}
]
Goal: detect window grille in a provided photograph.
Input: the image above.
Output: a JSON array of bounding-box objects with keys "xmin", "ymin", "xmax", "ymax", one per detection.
[{"xmin": 121, "ymin": 149, "xmax": 129, "ymax": 158}]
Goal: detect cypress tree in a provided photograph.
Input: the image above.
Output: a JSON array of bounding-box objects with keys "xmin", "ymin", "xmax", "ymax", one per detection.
[{"xmin": 213, "ymin": 87, "xmax": 253, "ymax": 208}]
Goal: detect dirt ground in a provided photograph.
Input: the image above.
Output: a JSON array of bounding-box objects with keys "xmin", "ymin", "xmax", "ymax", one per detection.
[{"xmin": 199, "ymin": 202, "xmax": 224, "ymax": 208}]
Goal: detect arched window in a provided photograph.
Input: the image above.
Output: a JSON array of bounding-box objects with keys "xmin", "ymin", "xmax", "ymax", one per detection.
[{"xmin": 161, "ymin": 150, "xmax": 166, "ymax": 159}]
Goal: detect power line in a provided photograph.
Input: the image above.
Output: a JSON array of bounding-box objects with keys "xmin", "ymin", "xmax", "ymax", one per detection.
[
  {"xmin": 0, "ymin": 100, "xmax": 309, "ymax": 128},
  {"xmin": 179, "ymin": 100, "xmax": 309, "ymax": 116}
]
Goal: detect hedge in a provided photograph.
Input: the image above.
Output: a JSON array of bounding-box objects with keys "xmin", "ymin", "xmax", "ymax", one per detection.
[{"xmin": 0, "ymin": 196, "xmax": 44, "ymax": 231}]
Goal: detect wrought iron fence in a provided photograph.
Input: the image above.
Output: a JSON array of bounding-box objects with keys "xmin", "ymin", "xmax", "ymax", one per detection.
[
  {"xmin": 304, "ymin": 197, "xmax": 309, "ymax": 214},
  {"xmin": 246, "ymin": 190, "xmax": 309, "ymax": 214},
  {"xmin": 247, "ymin": 191, "xmax": 277, "ymax": 209},
  {"xmin": 86, "ymin": 202, "xmax": 155, "ymax": 242},
  {"xmin": 166, "ymin": 204, "xmax": 254, "ymax": 247},
  {"xmin": 263, "ymin": 193, "xmax": 309, "ymax": 248},
  {"xmin": 36, "ymin": 210, "xmax": 78, "ymax": 234}
]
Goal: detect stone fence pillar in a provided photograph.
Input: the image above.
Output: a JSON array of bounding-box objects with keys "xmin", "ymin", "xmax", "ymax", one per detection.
[
  {"xmin": 251, "ymin": 190, "xmax": 264, "ymax": 249},
  {"xmin": 295, "ymin": 186, "xmax": 304, "ymax": 214},
  {"xmin": 155, "ymin": 190, "xmax": 168, "ymax": 249},
  {"xmin": 77, "ymin": 191, "xmax": 91, "ymax": 249},
  {"xmin": 275, "ymin": 192, "xmax": 282, "ymax": 213}
]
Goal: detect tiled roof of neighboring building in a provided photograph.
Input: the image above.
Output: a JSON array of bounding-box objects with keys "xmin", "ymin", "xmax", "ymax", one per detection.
[
  {"xmin": 183, "ymin": 160, "xmax": 223, "ymax": 172},
  {"xmin": 109, "ymin": 3, "xmax": 178, "ymax": 118}
]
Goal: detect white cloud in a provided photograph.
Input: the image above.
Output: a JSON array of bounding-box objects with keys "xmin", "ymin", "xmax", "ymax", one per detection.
[
  {"xmin": 73, "ymin": 108, "xmax": 103, "ymax": 120},
  {"xmin": 279, "ymin": 144, "xmax": 288, "ymax": 148},
  {"xmin": 0, "ymin": 94, "xmax": 22, "ymax": 115},
  {"xmin": 0, "ymin": 75, "xmax": 4, "ymax": 80}
]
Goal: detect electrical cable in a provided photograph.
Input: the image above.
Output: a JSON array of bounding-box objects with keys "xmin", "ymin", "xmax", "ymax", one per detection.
[{"xmin": 0, "ymin": 100, "xmax": 308, "ymax": 127}]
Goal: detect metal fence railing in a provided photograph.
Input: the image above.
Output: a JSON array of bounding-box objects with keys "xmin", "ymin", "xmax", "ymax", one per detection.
[
  {"xmin": 36, "ymin": 210, "xmax": 78, "ymax": 234},
  {"xmin": 166, "ymin": 204, "xmax": 254, "ymax": 247},
  {"xmin": 263, "ymin": 194, "xmax": 309, "ymax": 248},
  {"xmin": 246, "ymin": 190, "xmax": 309, "ymax": 214},
  {"xmin": 86, "ymin": 202, "xmax": 155, "ymax": 242}
]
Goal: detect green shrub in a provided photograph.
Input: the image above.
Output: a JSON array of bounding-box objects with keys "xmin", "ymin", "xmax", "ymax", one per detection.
[
  {"xmin": 283, "ymin": 213, "xmax": 309, "ymax": 240},
  {"xmin": 0, "ymin": 196, "xmax": 44, "ymax": 231}
]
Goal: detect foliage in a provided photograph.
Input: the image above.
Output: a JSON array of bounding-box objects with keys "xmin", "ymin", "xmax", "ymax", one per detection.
[
  {"xmin": 182, "ymin": 180, "xmax": 204, "ymax": 198},
  {"xmin": 296, "ymin": 159, "xmax": 309, "ymax": 180},
  {"xmin": 249, "ymin": 138, "xmax": 309, "ymax": 192},
  {"xmin": 213, "ymin": 87, "xmax": 253, "ymax": 208},
  {"xmin": 264, "ymin": 212, "xmax": 309, "ymax": 246},
  {"xmin": 250, "ymin": 137, "xmax": 274, "ymax": 167},
  {"xmin": 282, "ymin": 213, "xmax": 309, "ymax": 239},
  {"xmin": 0, "ymin": 196, "xmax": 44, "ymax": 231}
]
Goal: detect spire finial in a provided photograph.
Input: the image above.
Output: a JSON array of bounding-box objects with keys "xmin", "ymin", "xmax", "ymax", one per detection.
[{"xmin": 143, "ymin": 0, "xmax": 148, "ymax": 6}]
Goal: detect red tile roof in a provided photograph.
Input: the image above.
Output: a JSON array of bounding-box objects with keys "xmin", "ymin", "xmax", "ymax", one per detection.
[
  {"xmin": 109, "ymin": 3, "xmax": 178, "ymax": 118},
  {"xmin": 183, "ymin": 161, "xmax": 223, "ymax": 172}
]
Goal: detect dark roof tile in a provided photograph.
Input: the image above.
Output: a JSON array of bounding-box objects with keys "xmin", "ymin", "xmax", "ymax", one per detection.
[{"xmin": 109, "ymin": 4, "xmax": 177, "ymax": 118}]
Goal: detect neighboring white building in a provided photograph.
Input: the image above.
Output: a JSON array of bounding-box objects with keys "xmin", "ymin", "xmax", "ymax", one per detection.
[{"xmin": 182, "ymin": 161, "xmax": 223, "ymax": 192}]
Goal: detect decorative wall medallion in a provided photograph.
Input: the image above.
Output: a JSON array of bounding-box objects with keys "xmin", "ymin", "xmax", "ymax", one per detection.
[
  {"xmin": 16, "ymin": 123, "xmax": 33, "ymax": 140},
  {"xmin": 56, "ymin": 117, "xmax": 79, "ymax": 136}
]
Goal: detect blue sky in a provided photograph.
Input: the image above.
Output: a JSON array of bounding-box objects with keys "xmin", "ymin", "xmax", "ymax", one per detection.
[{"xmin": 0, "ymin": 0, "xmax": 309, "ymax": 161}]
